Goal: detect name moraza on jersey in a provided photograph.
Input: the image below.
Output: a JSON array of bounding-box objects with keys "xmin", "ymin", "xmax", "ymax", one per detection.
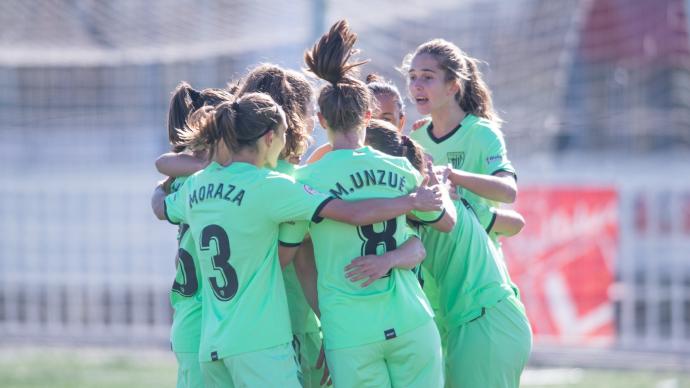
[{"xmin": 188, "ymin": 182, "xmax": 246, "ymax": 209}]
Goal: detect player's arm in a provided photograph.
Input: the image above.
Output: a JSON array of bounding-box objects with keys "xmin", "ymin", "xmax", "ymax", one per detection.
[
  {"xmin": 317, "ymin": 179, "xmax": 444, "ymax": 226},
  {"xmin": 292, "ymin": 239, "xmax": 321, "ymax": 317},
  {"xmin": 444, "ymin": 167, "xmax": 517, "ymax": 203},
  {"xmin": 155, "ymin": 151, "xmax": 209, "ymax": 177},
  {"xmin": 491, "ymin": 208, "xmax": 525, "ymax": 237},
  {"xmin": 151, "ymin": 182, "xmax": 168, "ymax": 220},
  {"xmin": 345, "ymin": 236, "xmax": 426, "ymax": 287}
]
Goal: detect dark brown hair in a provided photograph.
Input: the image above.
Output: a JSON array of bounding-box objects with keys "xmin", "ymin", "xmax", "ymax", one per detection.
[
  {"xmin": 238, "ymin": 64, "xmax": 313, "ymax": 161},
  {"xmin": 403, "ymin": 39, "xmax": 501, "ymax": 123},
  {"xmin": 182, "ymin": 92, "xmax": 286, "ymax": 158},
  {"xmin": 305, "ymin": 19, "xmax": 372, "ymax": 133},
  {"xmin": 167, "ymin": 82, "xmax": 234, "ymax": 152},
  {"xmin": 365, "ymin": 119, "xmax": 426, "ymax": 175},
  {"xmin": 366, "ymin": 73, "xmax": 405, "ymax": 115}
]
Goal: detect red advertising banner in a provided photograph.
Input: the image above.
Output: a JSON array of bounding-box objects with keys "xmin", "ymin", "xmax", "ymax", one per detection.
[{"xmin": 502, "ymin": 187, "xmax": 618, "ymax": 345}]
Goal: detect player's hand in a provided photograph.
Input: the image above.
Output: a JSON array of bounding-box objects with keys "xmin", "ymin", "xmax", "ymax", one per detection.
[
  {"xmin": 411, "ymin": 117, "xmax": 431, "ymax": 131},
  {"xmin": 429, "ymin": 162, "xmax": 458, "ymax": 200},
  {"xmin": 410, "ymin": 180, "xmax": 443, "ymax": 211},
  {"xmin": 345, "ymin": 255, "xmax": 392, "ymax": 287},
  {"xmin": 315, "ymin": 344, "xmax": 332, "ymax": 386},
  {"xmin": 160, "ymin": 176, "xmax": 176, "ymax": 194}
]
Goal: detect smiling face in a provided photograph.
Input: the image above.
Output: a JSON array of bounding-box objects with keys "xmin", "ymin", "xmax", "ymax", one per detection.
[{"xmin": 407, "ymin": 53, "xmax": 459, "ymax": 116}]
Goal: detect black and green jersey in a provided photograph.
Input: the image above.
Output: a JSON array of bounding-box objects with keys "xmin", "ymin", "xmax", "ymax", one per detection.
[
  {"xmin": 169, "ymin": 176, "xmax": 203, "ymax": 353},
  {"xmin": 291, "ymin": 146, "xmax": 443, "ymax": 350},
  {"xmin": 165, "ymin": 161, "xmax": 330, "ymax": 361}
]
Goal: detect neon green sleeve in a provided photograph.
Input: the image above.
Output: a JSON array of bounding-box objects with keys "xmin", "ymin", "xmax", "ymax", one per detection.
[
  {"xmin": 278, "ymin": 220, "xmax": 310, "ymax": 246},
  {"xmin": 264, "ymin": 173, "xmax": 331, "ymax": 225},
  {"xmin": 460, "ymin": 197, "xmax": 496, "ymax": 233},
  {"xmin": 164, "ymin": 180, "xmax": 188, "ymax": 225},
  {"xmin": 479, "ymin": 128, "xmax": 516, "ymax": 178}
]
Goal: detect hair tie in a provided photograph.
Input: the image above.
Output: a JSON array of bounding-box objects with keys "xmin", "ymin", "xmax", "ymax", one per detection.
[{"xmin": 401, "ymin": 135, "xmax": 411, "ymax": 145}]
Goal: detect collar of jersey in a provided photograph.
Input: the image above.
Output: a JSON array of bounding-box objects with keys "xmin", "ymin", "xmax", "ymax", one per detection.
[
  {"xmin": 224, "ymin": 161, "xmax": 260, "ymax": 172},
  {"xmin": 321, "ymin": 145, "xmax": 372, "ymax": 159},
  {"xmin": 427, "ymin": 114, "xmax": 478, "ymax": 144}
]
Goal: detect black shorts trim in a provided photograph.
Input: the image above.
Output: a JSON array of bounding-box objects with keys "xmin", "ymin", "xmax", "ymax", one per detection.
[{"xmin": 311, "ymin": 197, "xmax": 335, "ymax": 223}]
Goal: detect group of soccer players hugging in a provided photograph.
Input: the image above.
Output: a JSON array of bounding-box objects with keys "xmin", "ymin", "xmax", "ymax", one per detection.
[{"xmin": 151, "ymin": 19, "xmax": 532, "ymax": 388}]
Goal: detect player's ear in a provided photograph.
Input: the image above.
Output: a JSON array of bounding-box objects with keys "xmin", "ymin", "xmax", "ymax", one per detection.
[{"xmin": 263, "ymin": 129, "xmax": 274, "ymax": 147}]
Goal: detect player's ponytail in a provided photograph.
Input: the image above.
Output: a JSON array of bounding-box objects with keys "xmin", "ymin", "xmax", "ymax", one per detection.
[
  {"xmin": 182, "ymin": 92, "xmax": 286, "ymax": 157},
  {"xmin": 305, "ymin": 19, "xmax": 372, "ymax": 132},
  {"xmin": 400, "ymin": 134, "xmax": 425, "ymax": 175},
  {"xmin": 365, "ymin": 119, "xmax": 426, "ymax": 175},
  {"xmin": 167, "ymin": 82, "xmax": 235, "ymax": 153},
  {"xmin": 167, "ymin": 82, "xmax": 200, "ymax": 149},
  {"xmin": 459, "ymin": 56, "xmax": 498, "ymax": 123}
]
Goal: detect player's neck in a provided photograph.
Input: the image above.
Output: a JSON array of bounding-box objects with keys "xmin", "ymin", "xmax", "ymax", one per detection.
[
  {"xmin": 330, "ymin": 128, "xmax": 365, "ymax": 151},
  {"xmin": 431, "ymin": 103, "xmax": 466, "ymax": 136},
  {"xmin": 213, "ymin": 144, "xmax": 232, "ymax": 166},
  {"xmin": 230, "ymin": 149, "xmax": 263, "ymax": 167}
]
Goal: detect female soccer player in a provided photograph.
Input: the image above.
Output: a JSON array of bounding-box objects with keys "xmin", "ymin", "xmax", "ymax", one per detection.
[
  {"xmin": 155, "ymin": 64, "xmax": 325, "ymax": 387},
  {"xmin": 403, "ymin": 39, "xmax": 532, "ymax": 387},
  {"xmin": 306, "ymin": 73, "xmax": 407, "ymax": 163},
  {"xmin": 235, "ymin": 64, "xmax": 324, "ymax": 388},
  {"xmin": 292, "ymin": 20, "xmax": 456, "ymax": 388},
  {"xmin": 162, "ymin": 82, "xmax": 233, "ymax": 388},
  {"xmin": 151, "ymin": 92, "xmax": 444, "ymax": 387}
]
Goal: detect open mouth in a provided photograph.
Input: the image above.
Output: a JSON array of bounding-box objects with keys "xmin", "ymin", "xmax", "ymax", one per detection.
[{"xmin": 415, "ymin": 97, "xmax": 429, "ymax": 104}]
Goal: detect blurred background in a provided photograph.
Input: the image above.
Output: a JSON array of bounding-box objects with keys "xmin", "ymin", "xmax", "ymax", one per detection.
[{"xmin": 1, "ymin": 0, "xmax": 689, "ymax": 387}]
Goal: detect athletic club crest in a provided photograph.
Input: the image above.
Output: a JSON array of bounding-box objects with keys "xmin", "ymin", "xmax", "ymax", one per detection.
[{"xmin": 447, "ymin": 152, "xmax": 465, "ymax": 169}]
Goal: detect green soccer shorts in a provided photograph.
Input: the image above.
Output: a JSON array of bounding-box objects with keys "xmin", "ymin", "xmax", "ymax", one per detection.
[
  {"xmin": 445, "ymin": 295, "xmax": 532, "ymax": 388},
  {"xmin": 326, "ymin": 319, "xmax": 443, "ymax": 388},
  {"xmin": 200, "ymin": 342, "xmax": 301, "ymax": 388}
]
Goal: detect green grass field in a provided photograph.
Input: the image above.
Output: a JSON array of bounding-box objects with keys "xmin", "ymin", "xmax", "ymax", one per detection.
[{"xmin": 0, "ymin": 346, "xmax": 688, "ymax": 388}]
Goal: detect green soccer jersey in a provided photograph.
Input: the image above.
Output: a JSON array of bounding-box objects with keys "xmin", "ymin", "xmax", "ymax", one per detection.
[
  {"xmin": 274, "ymin": 159, "xmax": 321, "ymax": 335},
  {"xmin": 293, "ymin": 146, "xmax": 442, "ymax": 350},
  {"xmin": 164, "ymin": 161, "xmax": 330, "ymax": 362},
  {"xmin": 419, "ymin": 204, "xmax": 513, "ymax": 329},
  {"xmin": 410, "ymin": 114, "xmax": 515, "ymax": 214},
  {"xmin": 411, "ymin": 114, "xmax": 519, "ymax": 296},
  {"xmin": 169, "ymin": 176, "xmax": 203, "ymax": 353}
]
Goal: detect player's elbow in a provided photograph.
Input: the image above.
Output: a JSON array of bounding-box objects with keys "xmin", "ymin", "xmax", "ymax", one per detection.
[
  {"xmin": 501, "ymin": 186, "xmax": 517, "ymax": 204},
  {"xmin": 151, "ymin": 196, "xmax": 166, "ymax": 221},
  {"xmin": 504, "ymin": 213, "xmax": 525, "ymax": 237},
  {"xmin": 154, "ymin": 154, "xmax": 169, "ymax": 174}
]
